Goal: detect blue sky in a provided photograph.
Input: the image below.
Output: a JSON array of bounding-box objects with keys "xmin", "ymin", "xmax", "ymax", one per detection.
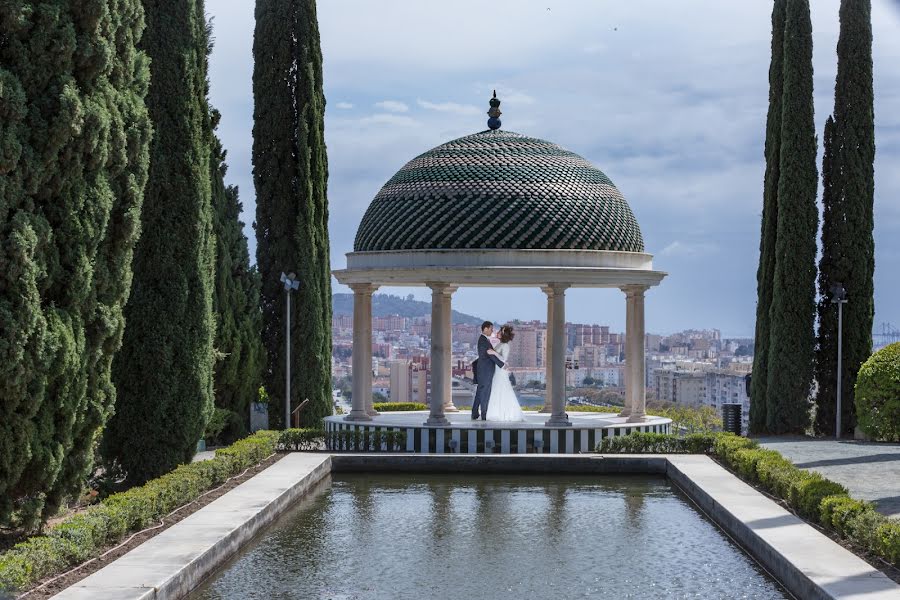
[{"xmin": 206, "ymin": 0, "xmax": 900, "ymax": 337}]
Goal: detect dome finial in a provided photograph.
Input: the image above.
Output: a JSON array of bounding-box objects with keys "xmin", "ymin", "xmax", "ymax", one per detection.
[{"xmin": 487, "ymin": 89, "xmax": 502, "ymax": 130}]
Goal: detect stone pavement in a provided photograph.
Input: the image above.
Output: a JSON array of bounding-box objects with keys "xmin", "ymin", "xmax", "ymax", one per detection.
[{"xmin": 756, "ymin": 436, "xmax": 900, "ymax": 519}]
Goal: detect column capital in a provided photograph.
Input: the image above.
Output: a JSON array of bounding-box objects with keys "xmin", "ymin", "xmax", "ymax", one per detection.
[
  {"xmin": 619, "ymin": 284, "xmax": 649, "ymax": 297},
  {"xmin": 426, "ymin": 282, "xmax": 458, "ymax": 295},
  {"xmin": 541, "ymin": 283, "xmax": 570, "ymax": 296},
  {"xmin": 349, "ymin": 282, "xmax": 380, "ymax": 295}
]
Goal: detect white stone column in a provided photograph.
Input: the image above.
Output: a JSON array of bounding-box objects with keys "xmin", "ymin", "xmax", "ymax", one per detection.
[
  {"xmin": 346, "ymin": 283, "xmax": 378, "ymax": 422},
  {"xmin": 426, "ymin": 283, "xmax": 457, "ymax": 425},
  {"xmin": 540, "ymin": 286, "xmax": 554, "ymax": 413},
  {"xmin": 545, "ymin": 284, "xmax": 571, "ymax": 427},
  {"xmin": 623, "ymin": 285, "xmax": 648, "ymax": 423}
]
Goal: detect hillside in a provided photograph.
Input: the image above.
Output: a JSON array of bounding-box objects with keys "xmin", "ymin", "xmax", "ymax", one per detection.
[{"xmin": 333, "ymin": 293, "xmax": 483, "ymax": 325}]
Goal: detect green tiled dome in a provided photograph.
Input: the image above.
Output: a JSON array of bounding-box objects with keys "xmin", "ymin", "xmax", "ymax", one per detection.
[{"xmin": 353, "ymin": 130, "xmax": 644, "ymax": 253}]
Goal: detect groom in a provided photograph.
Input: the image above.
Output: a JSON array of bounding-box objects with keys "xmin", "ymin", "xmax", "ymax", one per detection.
[{"xmin": 472, "ymin": 321, "xmax": 505, "ymax": 420}]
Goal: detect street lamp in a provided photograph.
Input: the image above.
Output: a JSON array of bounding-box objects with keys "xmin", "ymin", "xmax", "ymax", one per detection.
[
  {"xmin": 281, "ymin": 272, "xmax": 300, "ymax": 429},
  {"xmin": 830, "ymin": 282, "xmax": 848, "ymax": 440}
]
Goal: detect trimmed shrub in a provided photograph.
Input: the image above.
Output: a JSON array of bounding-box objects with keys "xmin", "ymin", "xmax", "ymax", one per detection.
[
  {"xmin": 846, "ymin": 509, "xmax": 888, "ymax": 553},
  {"xmin": 596, "ymin": 432, "xmax": 717, "ymax": 454},
  {"xmin": 789, "ymin": 475, "xmax": 847, "ymax": 520},
  {"xmin": 276, "ymin": 428, "xmax": 408, "ymax": 452},
  {"xmin": 754, "ymin": 453, "xmax": 799, "ymax": 499},
  {"xmin": 854, "ymin": 342, "xmax": 900, "ymax": 441},
  {"xmin": 820, "ymin": 495, "xmax": 871, "ymax": 537},
  {"xmin": 876, "ymin": 520, "xmax": 900, "ymax": 566},
  {"xmin": 373, "ymin": 402, "xmax": 427, "ymax": 412},
  {"xmin": 0, "ymin": 431, "xmax": 279, "ymax": 594},
  {"xmin": 712, "ymin": 433, "xmax": 758, "ymax": 464},
  {"xmin": 731, "ymin": 448, "xmax": 782, "ymax": 481}
]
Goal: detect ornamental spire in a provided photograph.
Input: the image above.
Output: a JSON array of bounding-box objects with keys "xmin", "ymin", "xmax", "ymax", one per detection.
[{"xmin": 487, "ymin": 90, "xmax": 502, "ymax": 130}]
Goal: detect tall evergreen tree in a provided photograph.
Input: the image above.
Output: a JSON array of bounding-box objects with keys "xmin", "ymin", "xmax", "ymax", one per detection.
[
  {"xmin": 253, "ymin": 0, "xmax": 332, "ymax": 429},
  {"xmin": 766, "ymin": 0, "xmax": 818, "ymax": 434},
  {"xmin": 210, "ymin": 110, "xmax": 264, "ymax": 441},
  {"xmin": 0, "ymin": 1, "xmax": 151, "ymax": 527},
  {"xmin": 105, "ymin": 0, "xmax": 215, "ymax": 484},
  {"xmin": 750, "ymin": 0, "xmax": 787, "ymax": 434},
  {"xmin": 814, "ymin": 0, "xmax": 875, "ymax": 436}
]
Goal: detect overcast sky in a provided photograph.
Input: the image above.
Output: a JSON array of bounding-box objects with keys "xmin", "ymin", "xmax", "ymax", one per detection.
[{"xmin": 206, "ymin": 0, "xmax": 900, "ymax": 337}]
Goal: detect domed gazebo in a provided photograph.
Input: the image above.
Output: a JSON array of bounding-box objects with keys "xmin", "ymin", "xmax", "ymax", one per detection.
[{"xmin": 332, "ymin": 93, "xmax": 667, "ymax": 450}]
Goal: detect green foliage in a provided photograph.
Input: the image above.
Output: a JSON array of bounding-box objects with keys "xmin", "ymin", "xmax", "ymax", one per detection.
[
  {"xmin": 203, "ymin": 408, "xmax": 245, "ymax": 447},
  {"xmin": 751, "ymin": 0, "xmax": 787, "ymax": 434},
  {"xmin": 653, "ymin": 405, "xmax": 722, "ymax": 433},
  {"xmin": 815, "ymin": 0, "xmax": 875, "ymax": 437},
  {"xmin": 854, "ymin": 342, "xmax": 900, "ymax": 441},
  {"xmin": 104, "ymin": 0, "xmax": 216, "ymax": 485},
  {"xmin": 820, "ymin": 494, "xmax": 871, "ymax": 537},
  {"xmin": 0, "ymin": 0, "xmax": 151, "ymax": 528},
  {"xmin": 765, "ymin": 0, "xmax": 818, "ymax": 434},
  {"xmin": 790, "ymin": 475, "xmax": 847, "ymax": 520},
  {"xmin": 731, "ymin": 448, "xmax": 782, "ymax": 481},
  {"xmin": 276, "ymin": 429, "xmax": 407, "ymax": 452},
  {"xmin": 373, "ymin": 402, "xmax": 428, "ymax": 412},
  {"xmin": 712, "ymin": 433, "xmax": 758, "ymax": 464},
  {"xmin": 254, "ymin": 0, "xmax": 332, "ymax": 429},
  {"xmin": 0, "ymin": 431, "xmax": 278, "ymax": 594},
  {"xmin": 210, "ymin": 110, "xmax": 264, "ymax": 443},
  {"xmin": 596, "ymin": 432, "xmax": 718, "ymax": 454}
]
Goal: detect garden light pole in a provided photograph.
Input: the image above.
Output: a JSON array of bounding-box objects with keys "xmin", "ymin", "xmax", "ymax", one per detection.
[
  {"xmin": 831, "ymin": 283, "xmax": 848, "ymax": 439},
  {"xmin": 281, "ymin": 272, "xmax": 299, "ymax": 429}
]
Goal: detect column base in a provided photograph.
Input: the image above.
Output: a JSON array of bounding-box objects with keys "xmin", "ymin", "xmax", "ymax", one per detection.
[
  {"xmin": 618, "ymin": 408, "xmax": 632, "ymax": 418},
  {"xmin": 425, "ymin": 416, "xmax": 450, "ymax": 426},
  {"xmin": 345, "ymin": 411, "xmax": 372, "ymax": 422},
  {"xmin": 545, "ymin": 415, "xmax": 573, "ymax": 427},
  {"xmin": 626, "ymin": 413, "xmax": 647, "ymax": 423},
  {"xmin": 443, "ymin": 403, "xmax": 460, "ymax": 413},
  {"xmin": 366, "ymin": 409, "xmax": 380, "ymax": 417}
]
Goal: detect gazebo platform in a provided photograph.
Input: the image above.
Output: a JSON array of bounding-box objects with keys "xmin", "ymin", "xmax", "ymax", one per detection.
[{"xmin": 325, "ymin": 411, "xmax": 671, "ymax": 454}]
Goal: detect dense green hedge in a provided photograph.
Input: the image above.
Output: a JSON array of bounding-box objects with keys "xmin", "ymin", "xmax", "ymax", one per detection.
[
  {"xmin": 277, "ymin": 428, "xmax": 407, "ymax": 452},
  {"xmin": 0, "ymin": 431, "xmax": 279, "ymax": 594},
  {"xmin": 597, "ymin": 431, "xmax": 899, "ymax": 568},
  {"xmin": 855, "ymin": 342, "xmax": 900, "ymax": 441},
  {"xmin": 597, "ymin": 432, "xmax": 717, "ymax": 454},
  {"xmin": 373, "ymin": 402, "xmax": 427, "ymax": 412}
]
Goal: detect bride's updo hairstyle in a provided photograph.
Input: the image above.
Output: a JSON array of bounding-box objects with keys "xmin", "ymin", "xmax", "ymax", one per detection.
[{"xmin": 499, "ymin": 325, "xmax": 515, "ymax": 343}]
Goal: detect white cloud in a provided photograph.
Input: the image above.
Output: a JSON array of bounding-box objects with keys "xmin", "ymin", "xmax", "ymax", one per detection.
[
  {"xmin": 659, "ymin": 241, "xmax": 720, "ymax": 258},
  {"xmin": 374, "ymin": 100, "xmax": 409, "ymax": 113},
  {"xmin": 357, "ymin": 113, "xmax": 418, "ymax": 127},
  {"xmin": 335, "ymin": 101, "xmax": 354, "ymax": 109},
  {"xmin": 417, "ymin": 99, "xmax": 481, "ymax": 116}
]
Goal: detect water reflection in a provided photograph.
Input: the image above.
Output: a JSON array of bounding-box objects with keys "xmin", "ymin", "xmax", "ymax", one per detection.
[{"xmin": 190, "ymin": 474, "xmax": 789, "ymax": 600}]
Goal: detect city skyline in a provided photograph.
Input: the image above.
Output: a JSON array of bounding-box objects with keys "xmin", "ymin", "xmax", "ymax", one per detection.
[{"xmin": 207, "ymin": 0, "xmax": 900, "ymax": 337}]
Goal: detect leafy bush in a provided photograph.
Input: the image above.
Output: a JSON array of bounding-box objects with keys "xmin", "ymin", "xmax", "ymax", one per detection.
[
  {"xmin": 855, "ymin": 342, "xmax": 900, "ymax": 441},
  {"xmin": 596, "ymin": 432, "xmax": 716, "ymax": 454},
  {"xmin": 564, "ymin": 404, "xmax": 621, "ymax": 413},
  {"xmin": 789, "ymin": 475, "xmax": 847, "ymax": 520},
  {"xmin": 0, "ymin": 431, "xmax": 279, "ymax": 594},
  {"xmin": 653, "ymin": 404, "xmax": 723, "ymax": 433},
  {"xmin": 877, "ymin": 520, "xmax": 900, "ymax": 565},
  {"xmin": 373, "ymin": 402, "xmax": 427, "ymax": 412},
  {"xmin": 712, "ymin": 433, "xmax": 757, "ymax": 464},
  {"xmin": 276, "ymin": 428, "xmax": 407, "ymax": 452},
  {"xmin": 731, "ymin": 448, "xmax": 781, "ymax": 481},
  {"xmin": 820, "ymin": 495, "xmax": 871, "ymax": 537}
]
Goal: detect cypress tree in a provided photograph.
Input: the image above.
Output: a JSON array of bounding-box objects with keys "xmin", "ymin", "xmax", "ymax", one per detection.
[
  {"xmin": 210, "ymin": 110, "xmax": 265, "ymax": 441},
  {"xmin": 253, "ymin": 0, "xmax": 332, "ymax": 429},
  {"xmin": 766, "ymin": 0, "xmax": 818, "ymax": 434},
  {"xmin": 750, "ymin": 0, "xmax": 787, "ymax": 434},
  {"xmin": 105, "ymin": 0, "xmax": 215, "ymax": 484},
  {"xmin": 814, "ymin": 0, "xmax": 875, "ymax": 436},
  {"xmin": 0, "ymin": 1, "xmax": 151, "ymax": 527}
]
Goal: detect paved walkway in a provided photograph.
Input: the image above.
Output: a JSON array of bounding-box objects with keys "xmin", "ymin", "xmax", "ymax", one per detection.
[{"xmin": 756, "ymin": 436, "xmax": 900, "ymax": 519}]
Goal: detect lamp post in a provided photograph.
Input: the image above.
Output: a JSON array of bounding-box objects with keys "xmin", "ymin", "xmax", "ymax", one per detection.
[
  {"xmin": 830, "ymin": 282, "xmax": 848, "ymax": 439},
  {"xmin": 281, "ymin": 272, "xmax": 300, "ymax": 429}
]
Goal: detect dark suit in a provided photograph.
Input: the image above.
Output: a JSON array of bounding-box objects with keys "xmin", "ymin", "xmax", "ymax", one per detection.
[{"xmin": 472, "ymin": 334, "xmax": 504, "ymax": 419}]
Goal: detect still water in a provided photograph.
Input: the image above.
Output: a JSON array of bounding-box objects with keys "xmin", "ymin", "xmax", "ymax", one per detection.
[{"xmin": 190, "ymin": 474, "xmax": 789, "ymax": 599}]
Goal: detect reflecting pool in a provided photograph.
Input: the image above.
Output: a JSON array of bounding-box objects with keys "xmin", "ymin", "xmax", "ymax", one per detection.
[{"xmin": 190, "ymin": 474, "xmax": 788, "ymax": 599}]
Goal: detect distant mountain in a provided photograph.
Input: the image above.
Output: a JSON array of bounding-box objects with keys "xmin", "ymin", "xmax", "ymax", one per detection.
[{"xmin": 333, "ymin": 293, "xmax": 483, "ymax": 325}]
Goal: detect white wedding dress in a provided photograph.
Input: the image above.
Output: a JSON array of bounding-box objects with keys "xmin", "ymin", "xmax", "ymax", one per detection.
[{"xmin": 485, "ymin": 342, "xmax": 526, "ymax": 422}]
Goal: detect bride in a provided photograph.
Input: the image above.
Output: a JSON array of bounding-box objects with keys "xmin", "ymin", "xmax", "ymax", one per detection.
[{"xmin": 485, "ymin": 325, "xmax": 526, "ymax": 422}]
